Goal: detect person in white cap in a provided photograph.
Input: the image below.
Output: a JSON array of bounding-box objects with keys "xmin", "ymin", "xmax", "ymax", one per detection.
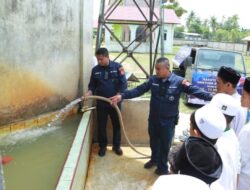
[
  {"xmin": 151, "ymin": 174, "xmax": 210, "ymax": 190},
  {"xmin": 237, "ymin": 77, "xmax": 250, "ymax": 190},
  {"xmin": 216, "ymin": 66, "xmax": 247, "ymax": 136},
  {"xmin": 209, "ymin": 93, "xmax": 241, "ymax": 190},
  {"xmin": 170, "ymin": 105, "xmax": 225, "ymax": 184}
]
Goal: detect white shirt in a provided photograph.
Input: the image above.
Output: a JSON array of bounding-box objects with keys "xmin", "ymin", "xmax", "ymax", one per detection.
[
  {"xmin": 210, "ymin": 129, "xmax": 241, "ymax": 190},
  {"xmin": 237, "ymin": 122, "xmax": 250, "ymax": 190},
  {"xmin": 230, "ymin": 92, "xmax": 247, "ymax": 137}
]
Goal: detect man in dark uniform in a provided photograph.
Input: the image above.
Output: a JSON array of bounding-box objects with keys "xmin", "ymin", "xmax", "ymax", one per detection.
[
  {"xmin": 85, "ymin": 48, "xmax": 127, "ymax": 157},
  {"xmin": 110, "ymin": 57, "xmax": 212, "ymax": 175}
]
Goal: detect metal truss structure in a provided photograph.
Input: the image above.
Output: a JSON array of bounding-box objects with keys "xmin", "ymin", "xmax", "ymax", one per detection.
[{"xmin": 96, "ymin": 0, "xmax": 165, "ymax": 78}]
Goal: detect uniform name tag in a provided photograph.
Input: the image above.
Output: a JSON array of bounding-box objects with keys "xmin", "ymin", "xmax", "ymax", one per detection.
[{"xmin": 152, "ymin": 83, "xmax": 159, "ymax": 86}]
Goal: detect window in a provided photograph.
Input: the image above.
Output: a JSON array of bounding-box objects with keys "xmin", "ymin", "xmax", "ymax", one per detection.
[{"xmin": 164, "ymin": 33, "xmax": 167, "ymax": 41}]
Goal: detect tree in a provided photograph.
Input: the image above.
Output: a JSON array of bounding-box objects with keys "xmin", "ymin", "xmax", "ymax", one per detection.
[
  {"xmin": 222, "ymin": 15, "xmax": 240, "ymax": 31},
  {"xmin": 186, "ymin": 11, "xmax": 196, "ymax": 29},
  {"xmin": 188, "ymin": 18, "xmax": 203, "ymax": 34},
  {"xmin": 229, "ymin": 29, "xmax": 241, "ymax": 43},
  {"xmin": 214, "ymin": 29, "xmax": 228, "ymax": 41},
  {"xmin": 202, "ymin": 19, "xmax": 210, "ymax": 39},
  {"xmin": 163, "ymin": 1, "xmax": 187, "ymax": 17},
  {"xmin": 174, "ymin": 26, "xmax": 185, "ymax": 38},
  {"xmin": 209, "ymin": 16, "xmax": 218, "ymax": 33}
]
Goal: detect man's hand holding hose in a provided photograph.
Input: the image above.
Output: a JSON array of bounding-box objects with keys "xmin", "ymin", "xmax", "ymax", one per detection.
[
  {"xmin": 110, "ymin": 94, "xmax": 122, "ymax": 106},
  {"xmin": 81, "ymin": 90, "xmax": 93, "ymax": 101}
]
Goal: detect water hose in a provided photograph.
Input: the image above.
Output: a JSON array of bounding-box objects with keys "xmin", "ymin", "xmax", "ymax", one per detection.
[{"xmin": 83, "ymin": 95, "xmax": 150, "ymax": 157}]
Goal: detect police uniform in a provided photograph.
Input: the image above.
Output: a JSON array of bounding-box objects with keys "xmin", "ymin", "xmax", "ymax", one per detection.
[
  {"xmin": 88, "ymin": 60, "xmax": 127, "ymax": 149},
  {"xmin": 121, "ymin": 73, "xmax": 212, "ymax": 173}
]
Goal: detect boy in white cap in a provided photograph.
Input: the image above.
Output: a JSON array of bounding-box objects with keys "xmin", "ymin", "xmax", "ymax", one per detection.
[
  {"xmin": 152, "ymin": 174, "xmax": 210, "ymax": 190},
  {"xmin": 237, "ymin": 77, "xmax": 250, "ymax": 190},
  {"xmin": 216, "ymin": 66, "xmax": 247, "ymax": 136},
  {"xmin": 170, "ymin": 105, "xmax": 225, "ymax": 184},
  {"xmin": 209, "ymin": 93, "xmax": 241, "ymax": 190}
]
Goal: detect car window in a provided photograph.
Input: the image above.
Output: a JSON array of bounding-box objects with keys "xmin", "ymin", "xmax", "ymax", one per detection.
[{"xmin": 196, "ymin": 50, "xmax": 245, "ymax": 73}]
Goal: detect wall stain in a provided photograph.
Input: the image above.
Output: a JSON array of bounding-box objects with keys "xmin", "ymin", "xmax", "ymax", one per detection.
[{"xmin": 0, "ymin": 62, "xmax": 69, "ymax": 126}]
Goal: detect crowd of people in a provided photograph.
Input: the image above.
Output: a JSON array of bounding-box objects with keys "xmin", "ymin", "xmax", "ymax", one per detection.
[{"xmin": 84, "ymin": 47, "xmax": 250, "ymax": 190}]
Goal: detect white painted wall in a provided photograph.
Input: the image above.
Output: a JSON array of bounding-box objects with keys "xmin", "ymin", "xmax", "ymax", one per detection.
[{"xmin": 105, "ymin": 23, "xmax": 175, "ymax": 53}]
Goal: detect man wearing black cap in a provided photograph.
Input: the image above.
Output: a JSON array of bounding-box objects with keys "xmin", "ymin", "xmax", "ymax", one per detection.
[
  {"xmin": 237, "ymin": 77, "xmax": 250, "ymax": 190},
  {"xmin": 216, "ymin": 66, "xmax": 247, "ymax": 136},
  {"xmin": 170, "ymin": 105, "xmax": 225, "ymax": 184},
  {"xmin": 209, "ymin": 93, "xmax": 241, "ymax": 190}
]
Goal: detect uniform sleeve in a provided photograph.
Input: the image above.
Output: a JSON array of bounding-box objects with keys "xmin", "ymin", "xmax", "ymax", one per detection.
[
  {"xmin": 117, "ymin": 65, "xmax": 127, "ymax": 93},
  {"xmin": 88, "ymin": 68, "xmax": 97, "ymax": 93},
  {"xmin": 121, "ymin": 77, "xmax": 152, "ymax": 99},
  {"xmin": 182, "ymin": 79, "xmax": 213, "ymax": 101}
]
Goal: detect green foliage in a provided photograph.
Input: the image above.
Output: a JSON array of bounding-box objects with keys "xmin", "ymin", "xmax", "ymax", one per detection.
[
  {"xmin": 112, "ymin": 24, "xmax": 122, "ymax": 40},
  {"xmin": 188, "ymin": 18, "xmax": 203, "ymax": 34},
  {"xmin": 222, "ymin": 15, "xmax": 240, "ymax": 31},
  {"xmin": 164, "ymin": 1, "xmax": 187, "ymax": 17},
  {"xmin": 174, "ymin": 26, "xmax": 185, "ymax": 38},
  {"xmin": 183, "ymin": 10, "xmax": 245, "ymax": 42}
]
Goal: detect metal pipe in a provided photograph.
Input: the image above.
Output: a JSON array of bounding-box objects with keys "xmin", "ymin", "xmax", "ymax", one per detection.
[{"xmin": 160, "ymin": 0, "xmax": 165, "ymax": 57}]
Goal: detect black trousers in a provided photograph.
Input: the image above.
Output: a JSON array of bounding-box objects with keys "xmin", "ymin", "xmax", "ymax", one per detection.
[
  {"xmin": 96, "ymin": 105, "xmax": 121, "ymax": 148},
  {"xmin": 148, "ymin": 117, "xmax": 176, "ymax": 173}
]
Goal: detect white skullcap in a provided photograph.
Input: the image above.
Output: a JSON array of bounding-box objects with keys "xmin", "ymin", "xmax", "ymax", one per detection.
[
  {"xmin": 210, "ymin": 93, "xmax": 240, "ymax": 116},
  {"xmin": 152, "ymin": 174, "xmax": 210, "ymax": 190},
  {"xmin": 195, "ymin": 104, "xmax": 226, "ymax": 139}
]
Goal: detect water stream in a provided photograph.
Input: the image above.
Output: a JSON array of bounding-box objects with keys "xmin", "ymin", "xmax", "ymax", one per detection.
[{"xmin": 48, "ymin": 98, "xmax": 82, "ymax": 127}]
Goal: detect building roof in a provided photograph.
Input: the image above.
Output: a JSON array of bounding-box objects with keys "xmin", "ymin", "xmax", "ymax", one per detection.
[
  {"xmin": 242, "ymin": 36, "xmax": 250, "ymax": 41},
  {"xmin": 104, "ymin": 6, "xmax": 180, "ymax": 24},
  {"xmin": 93, "ymin": 6, "xmax": 180, "ymax": 28}
]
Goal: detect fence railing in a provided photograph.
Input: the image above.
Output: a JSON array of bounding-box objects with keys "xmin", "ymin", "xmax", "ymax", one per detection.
[{"xmin": 174, "ymin": 39, "xmax": 248, "ymax": 55}]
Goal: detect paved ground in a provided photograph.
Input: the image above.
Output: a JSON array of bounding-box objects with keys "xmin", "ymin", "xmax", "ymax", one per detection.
[
  {"xmin": 174, "ymin": 113, "xmax": 191, "ymax": 142},
  {"xmin": 85, "ymin": 113, "xmax": 191, "ymax": 190}
]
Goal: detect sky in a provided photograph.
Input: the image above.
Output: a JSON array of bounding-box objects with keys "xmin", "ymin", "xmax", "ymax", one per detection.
[
  {"xmin": 93, "ymin": 0, "xmax": 250, "ymax": 29},
  {"xmin": 177, "ymin": 0, "xmax": 250, "ymax": 29}
]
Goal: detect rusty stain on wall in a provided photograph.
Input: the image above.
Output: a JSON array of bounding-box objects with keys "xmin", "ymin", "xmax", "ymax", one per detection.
[{"xmin": 0, "ymin": 61, "xmax": 69, "ymax": 126}]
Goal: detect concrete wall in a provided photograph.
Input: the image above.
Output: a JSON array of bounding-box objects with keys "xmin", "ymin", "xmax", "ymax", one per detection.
[
  {"xmin": 105, "ymin": 23, "xmax": 175, "ymax": 53},
  {"xmin": 0, "ymin": 0, "xmax": 93, "ymax": 126},
  {"xmin": 95, "ymin": 99, "xmax": 150, "ymax": 145},
  {"xmin": 56, "ymin": 111, "xmax": 93, "ymax": 190},
  {"xmin": 120, "ymin": 99, "xmax": 149, "ymax": 144},
  {"xmin": 174, "ymin": 39, "xmax": 248, "ymax": 53}
]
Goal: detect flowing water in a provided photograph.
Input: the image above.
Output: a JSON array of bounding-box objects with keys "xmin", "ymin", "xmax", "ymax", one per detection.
[
  {"xmin": 0, "ymin": 114, "xmax": 82, "ymax": 190},
  {"xmin": 48, "ymin": 98, "xmax": 82, "ymax": 127}
]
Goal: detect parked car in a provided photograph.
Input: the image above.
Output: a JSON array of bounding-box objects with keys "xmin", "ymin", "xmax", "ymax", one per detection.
[{"xmin": 172, "ymin": 46, "xmax": 247, "ymax": 105}]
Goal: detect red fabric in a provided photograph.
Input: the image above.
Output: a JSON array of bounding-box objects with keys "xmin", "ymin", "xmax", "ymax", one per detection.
[{"xmin": 1, "ymin": 155, "xmax": 12, "ymax": 165}]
